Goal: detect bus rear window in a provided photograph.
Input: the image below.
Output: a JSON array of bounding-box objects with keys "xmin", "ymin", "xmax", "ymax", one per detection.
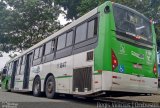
[{"xmin": 113, "ymin": 4, "xmax": 152, "ymax": 42}]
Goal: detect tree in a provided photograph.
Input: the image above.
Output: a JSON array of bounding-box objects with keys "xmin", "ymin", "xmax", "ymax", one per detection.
[
  {"xmin": 54, "ymin": 0, "xmax": 81, "ymax": 20},
  {"xmin": 0, "ymin": 1, "xmax": 11, "ymax": 52},
  {"xmin": 0, "ymin": 0, "xmax": 61, "ymax": 52},
  {"xmin": 77, "ymin": 0, "xmax": 99, "ymax": 17}
]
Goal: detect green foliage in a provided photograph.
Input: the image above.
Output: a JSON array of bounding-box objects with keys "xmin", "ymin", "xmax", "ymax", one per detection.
[
  {"xmin": 77, "ymin": 0, "xmax": 99, "ymax": 17},
  {"xmin": 54, "ymin": 0, "xmax": 81, "ymax": 20},
  {"xmin": 0, "ymin": 0, "xmax": 61, "ymax": 52}
]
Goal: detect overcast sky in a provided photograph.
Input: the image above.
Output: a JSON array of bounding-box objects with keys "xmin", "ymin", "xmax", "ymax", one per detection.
[
  {"xmin": 0, "ymin": 15, "xmax": 69, "ymax": 71},
  {"xmin": 0, "ymin": 52, "xmax": 11, "ymax": 71}
]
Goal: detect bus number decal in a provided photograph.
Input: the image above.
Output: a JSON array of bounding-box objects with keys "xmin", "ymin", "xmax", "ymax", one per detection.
[
  {"xmin": 57, "ymin": 62, "xmax": 67, "ymax": 69},
  {"xmin": 32, "ymin": 66, "xmax": 40, "ymax": 73}
]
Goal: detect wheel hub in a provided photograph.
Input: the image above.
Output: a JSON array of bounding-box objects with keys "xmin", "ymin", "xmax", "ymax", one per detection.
[
  {"xmin": 34, "ymin": 81, "xmax": 39, "ymax": 94},
  {"xmin": 47, "ymin": 81, "xmax": 53, "ymax": 93}
]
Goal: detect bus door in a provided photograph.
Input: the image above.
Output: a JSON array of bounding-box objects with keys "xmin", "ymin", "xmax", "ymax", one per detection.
[
  {"xmin": 23, "ymin": 53, "xmax": 33, "ymax": 89},
  {"xmin": 10, "ymin": 60, "xmax": 18, "ymax": 89}
]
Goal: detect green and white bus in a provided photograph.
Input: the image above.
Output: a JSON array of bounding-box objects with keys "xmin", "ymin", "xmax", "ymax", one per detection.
[{"xmin": 1, "ymin": 1, "xmax": 158, "ymax": 98}]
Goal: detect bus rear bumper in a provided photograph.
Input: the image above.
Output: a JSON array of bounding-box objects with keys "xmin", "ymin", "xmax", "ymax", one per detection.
[{"xmin": 101, "ymin": 71, "xmax": 159, "ymax": 94}]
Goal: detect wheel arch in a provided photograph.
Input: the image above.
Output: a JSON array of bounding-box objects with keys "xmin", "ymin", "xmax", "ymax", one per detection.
[
  {"xmin": 43, "ymin": 73, "xmax": 55, "ymax": 92},
  {"xmin": 32, "ymin": 75, "xmax": 41, "ymax": 91}
]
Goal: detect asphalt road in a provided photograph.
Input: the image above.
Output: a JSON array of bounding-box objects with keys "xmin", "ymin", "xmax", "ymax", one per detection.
[
  {"xmin": 0, "ymin": 89, "xmax": 97, "ymax": 108},
  {"xmin": 1, "ymin": 88, "xmax": 160, "ymax": 108}
]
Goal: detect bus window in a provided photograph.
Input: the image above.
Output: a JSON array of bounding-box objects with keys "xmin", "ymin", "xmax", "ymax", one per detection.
[
  {"xmin": 42, "ymin": 40, "xmax": 55, "ymax": 63},
  {"xmin": 44, "ymin": 41, "xmax": 52, "ymax": 55},
  {"xmin": 51, "ymin": 39, "xmax": 56, "ymax": 52},
  {"xmin": 15, "ymin": 59, "xmax": 19, "ymax": 75},
  {"xmin": 18, "ymin": 56, "xmax": 24, "ymax": 75},
  {"xmin": 6, "ymin": 63, "xmax": 10, "ymax": 72},
  {"xmin": 75, "ymin": 23, "xmax": 87, "ymax": 43},
  {"xmin": 87, "ymin": 18, "xmax": 98, "ymax": 39},
  {"xmin": 17, "ymin": 58, "xmax": 21, "ymax": 75},
  {"xmin": 20, "ymin": 56, "xmax": 26, "ymax": 75},
  {"xmin": 57, "ymin": 34, "xmax": 66, "ymax": 50},
  {"xmin": 39, "ymin": 46, "xmax": 43, "ymax": 58},
  {"xmin": 34, "ymin": 48, "xmax": 40, "ymax": 60},
  {"xmin": 66, "ymin": 31, "xmax": 73, "ymax": 47},
  {"xmin": 8, "ymin": 62, "xmax": 13, "ymax": 75},
  {"xmin": 87, "ymin": 20, "xmax": 95, "ymax": 39}
]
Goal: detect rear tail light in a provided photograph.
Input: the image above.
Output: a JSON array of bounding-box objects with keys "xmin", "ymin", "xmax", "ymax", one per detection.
[
  {"xmin": 112, "ymin": 76, "xmax": 118, "ymax": 79},
  {"xmin": 112, "ymin": 50, "xmax": 118, "ymax": 71},
  {"xmin": 153, "ymin": 63, "xmax": 157, "ymax": 74}
]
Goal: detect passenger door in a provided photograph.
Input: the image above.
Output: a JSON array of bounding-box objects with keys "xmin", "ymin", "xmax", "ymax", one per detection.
[
  {"xmin": 23, "ymin": 53, "xmax": 33, "ymax": 89},
  {"xmin": 10, "ymin": 60, "xmax": 18, "ymax": 89},
  {"xmin": 14, "ymin": 56, "xmax": 25, "ymax": 90}
]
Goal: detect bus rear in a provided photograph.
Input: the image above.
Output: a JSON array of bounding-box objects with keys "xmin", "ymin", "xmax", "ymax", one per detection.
[
  {"xmin": 95, "ymin": 2, "xmax": 158, "ymax": 94},
  {"xmin": 111, "ymin": 3, "xmax": 158, "ymax": 93}
]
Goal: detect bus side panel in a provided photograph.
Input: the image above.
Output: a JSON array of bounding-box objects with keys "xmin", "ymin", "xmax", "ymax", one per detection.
[
  {"xmin": 29, "ymin": 62, "xmax": 50, "ymax": 92},
  {"xmin": 51, "ymin": 56, "xmax": 73, "ymax": 94},
  {"xmin": 93, "ymin": 73, "xmax": 102, "ymax": 92},
  {"xmin": 14, "ymin": 75, "xmax": 24, "ymax": 90}
]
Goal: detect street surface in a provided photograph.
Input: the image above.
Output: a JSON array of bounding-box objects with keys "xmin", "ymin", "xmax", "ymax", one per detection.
[
  {"xmin": 0, "ymin": 89, "xmax": 97, "ymax": 108},
  {"xmin": 0, "ymin": 88, "xmax": 160, "ymax": 108}
]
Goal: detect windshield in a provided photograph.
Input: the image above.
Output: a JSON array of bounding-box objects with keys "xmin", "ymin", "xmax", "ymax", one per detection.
[{"xmin": 113, "ymin": 4, "xmax": 152, "ymax": 42}]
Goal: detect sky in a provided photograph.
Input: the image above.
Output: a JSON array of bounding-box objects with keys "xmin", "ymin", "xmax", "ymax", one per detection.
[
  {"xmin": 0, "ymin": 52, "xmax": 11, "ymax": 71},
  {"xmin": 58, "ymin": 13, "xmax": 71, "ymax": 25},
  {"xmin": 0, "ymin": 14, "xmax": 70, "ymax": 71}
]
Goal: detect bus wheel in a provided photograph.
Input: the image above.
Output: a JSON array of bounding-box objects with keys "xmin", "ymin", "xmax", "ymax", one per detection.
[
  {"xmin": 45, "ymin": 75, "xmax": 57, "ymax": 99},
  {"xmin": 33, "ymin": 77, "xmax": 41, "ymax": 97}
]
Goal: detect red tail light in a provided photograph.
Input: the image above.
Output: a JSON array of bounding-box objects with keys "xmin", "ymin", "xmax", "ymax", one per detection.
[
  {"xmin": 112, "ymin": 50, "xmax": 118, "ymax": 71},
  {"xmin": 153, "ymin": 63, "xmax": 157, "ymax": 74}
]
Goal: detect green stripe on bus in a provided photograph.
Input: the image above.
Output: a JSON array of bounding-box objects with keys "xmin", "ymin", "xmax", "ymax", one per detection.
[
  {"xmin": 14, "ymin": 73, "xmax": 101, "ymax": 83},
  {"xmin": 55, "ymin": 76, "xmax": 72, "ymax": 79},
  {"xmin": 15, "ymin": 80, "xmax": 23, "ymax": 82}
]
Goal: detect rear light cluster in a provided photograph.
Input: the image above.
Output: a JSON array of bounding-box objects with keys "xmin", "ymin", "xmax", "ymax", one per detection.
[
  {"xmin": 153, "ymin": 63, "xmax": 157, "ymax": 75},
  {"xmin": 112, "ymin": 50, "xmax": 118, "ymax": 71}
]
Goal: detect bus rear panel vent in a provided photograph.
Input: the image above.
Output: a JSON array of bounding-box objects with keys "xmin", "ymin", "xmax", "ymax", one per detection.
[
  {"xmin": 73, "ymin": 67, "xmax": 92, "ymax": 92},
  {"xmin": 87, "ymin": 51, "xmax": 93, "ymax": 61}
]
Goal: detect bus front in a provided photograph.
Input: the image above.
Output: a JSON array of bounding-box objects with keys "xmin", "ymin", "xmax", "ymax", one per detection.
[{"xmin": 110, "ymin": 3, "xmax": 158, "ymax": 93}]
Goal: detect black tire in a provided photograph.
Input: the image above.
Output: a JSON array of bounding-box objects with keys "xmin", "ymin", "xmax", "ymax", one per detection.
[
  {"xmin": 65, "ymin": 94, "xmax": 73, "ymax": 99},
  {"xmin": 45, "ymin": 75, "xmax": 57, "ymax": 99},
  {"xmin": 85, "ymin": 96, "xmax": 95, "ymax": 100},
  {"xmin": 33, "ymin": 77, "xmax": 41, "ymax": 97}
]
